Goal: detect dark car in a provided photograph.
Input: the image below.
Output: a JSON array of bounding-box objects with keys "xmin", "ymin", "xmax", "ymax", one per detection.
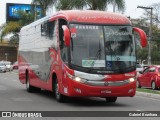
[
  {"xmin": 12, "ymin": 61, "xmax": 18, "ymax": 69},
  {"xmin": 137, "ymin": 66, "xmax": 160, "ymax": 90}
]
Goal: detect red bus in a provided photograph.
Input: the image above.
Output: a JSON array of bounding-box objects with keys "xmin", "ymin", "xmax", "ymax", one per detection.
[{"xmin": 18, "ymin": 10, "xmax": 147, "ymax": 102}]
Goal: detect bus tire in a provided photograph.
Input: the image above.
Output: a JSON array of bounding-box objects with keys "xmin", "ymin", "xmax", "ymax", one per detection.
[
  {"xmin": 106, "ymin": 97, "xmax": 117, "ymax": 103},
  {"xmin": 54, "ymin": 78, "xmax": 66, "ymax": 102},
  {"xmin": 26, "ymin": 73, "xmax": 40, "ymax": 93}
]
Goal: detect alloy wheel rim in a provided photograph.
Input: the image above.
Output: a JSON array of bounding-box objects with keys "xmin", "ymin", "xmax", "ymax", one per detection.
[
  {"xmin": 152, "ymin": 82, "xmax": 156, "ymax": 89},
  {"xmin": 56, "ymin": 83, "xmax": 60, "ymax": 99}
]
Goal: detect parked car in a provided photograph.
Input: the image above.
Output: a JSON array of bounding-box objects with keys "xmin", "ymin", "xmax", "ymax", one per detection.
[
  {"xmin": 137, "ymin": 66, "xmax": 160, "ymax": 90},
  {"xmin": 12, "ymin": 61, "xmax": 18, "ymax": 69},
  {"xmin": 0, "ymin": 62, "xmax": 7, "ymax": 73},
  {"xmin": 136, "ymin": 63, "xmax": 143, "ymax": 78},
  {"xmin": 142, "ymin": 64, "xmax": 149, "ymax": 69},
  {"xmin": 3, "ymin": 61, "xmax": 13, "ymax": 71},
  {"xmin": 136, "ymin": 63, "xmax": 143, "ymax": 72}
]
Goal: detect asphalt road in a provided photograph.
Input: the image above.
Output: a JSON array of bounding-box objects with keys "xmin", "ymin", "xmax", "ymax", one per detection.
[{"xmin": 0, "ymin": 71, "xmax": 160, "ymax": 120}]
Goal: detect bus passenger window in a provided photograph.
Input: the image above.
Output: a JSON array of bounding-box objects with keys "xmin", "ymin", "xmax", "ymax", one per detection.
[
  {"xmin": 41, "ymin": 23, "xmax": 48, "ymax": 36},
  {"xmin": 48, "ymin": 21, "xmax": 55, "ymax": 40},
  {"xmin": 52, "ymin": 21, "xmax": 58, "ymax": 50}
]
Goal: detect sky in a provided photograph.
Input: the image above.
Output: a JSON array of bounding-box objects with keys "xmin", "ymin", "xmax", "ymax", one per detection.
[{"xmin": 0, "ymin": 0, "xmax": 160, "ymax": 26}]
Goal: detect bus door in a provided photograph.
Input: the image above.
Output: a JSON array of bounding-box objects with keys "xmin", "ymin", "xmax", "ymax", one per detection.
[{"xmin": 57, "ymin": 19, "xmax": 69, "ymax": 92}]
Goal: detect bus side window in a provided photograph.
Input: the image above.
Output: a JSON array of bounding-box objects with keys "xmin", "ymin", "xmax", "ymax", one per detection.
[
  {"xmin": 41, "ymin": 23, "xmax": 48, "ymax": 36},
  {"xmin": 52, "ymin": 20, "xmax": 58, "ymax": 50},
  {"xmin": 48, "ymin": 21, "xmax": 55, "ymax": 40}
]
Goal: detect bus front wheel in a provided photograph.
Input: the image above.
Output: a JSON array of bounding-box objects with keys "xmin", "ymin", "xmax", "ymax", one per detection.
[
  {"xmin": 106, "ymin": 97, "xmax": 117, "ymax": 103},
  {"xmin": 54, "ymin": 79, "xmax": 66, "ymax": 102}
]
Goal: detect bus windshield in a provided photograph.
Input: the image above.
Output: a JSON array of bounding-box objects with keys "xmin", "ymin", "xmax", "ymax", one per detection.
[{"xmin": 69, "ymin": 24, "xmax": 136, "ymax": 74}]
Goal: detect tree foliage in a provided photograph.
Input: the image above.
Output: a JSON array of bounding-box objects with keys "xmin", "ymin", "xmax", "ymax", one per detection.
[
  {"xmin": 132, "ymin": 2, "xmax": 160, "ymax": 64},
  {"xmin": 113, "ymin": 0, "xmax": 125, "ymax": 12},
  {"xmin": 8, "ymin": 33, "xmax": 19, "ymax": 46},
  {"xmin": 0, "ymin": 23, "xmax": 6, "ymax": 43},
  {"xmin": 1, "ymin": 11, "xmax": 35, "ymax": 45},
  {"xmin": 2, "ymin": 22, "xmax": 21, "ymax": 36},
  {"xmin": 1, "ymin": 0, "xmax": 57, "ymax": 45},
  {"xmin": 18, "ymin": 11, "xmax": 34, "ymax": 26},
  {"xmin": 32, "ymin": 0, "xmax": 57, "ymax": 16},
  {"xmin": 149, "ymin": 3, "xmax": 160, "ymax": 27},
  {"xmin": 56, "ymin": 0, "xmax": 125, "ymax": 11}
]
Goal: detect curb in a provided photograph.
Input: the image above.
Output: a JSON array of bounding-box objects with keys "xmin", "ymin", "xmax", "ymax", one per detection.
[{"xmin": 136, "ymin": 91, "xmax": 160, "ymax": 100}]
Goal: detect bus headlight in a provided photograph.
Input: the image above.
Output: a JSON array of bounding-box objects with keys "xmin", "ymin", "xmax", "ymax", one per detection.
[
  {"xmin": 67, "ymin": 72, "xmax": 87, "ymax": 83},
  {"xmin": 129, "ymin": 78, "xmax": 135, "ymax": 82},
  {"xmin": 75, "ymin": 77, "xmax": 81, "ymax": 82},
  {"xmin": 124, "ymin": 77, "xmax": 135, "ymax": 83}
]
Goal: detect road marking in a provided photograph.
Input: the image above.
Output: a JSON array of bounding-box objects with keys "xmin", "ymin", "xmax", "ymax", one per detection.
[{"xmin": 136, "ymin": 110, "xmax": 142, "ymax": 111}]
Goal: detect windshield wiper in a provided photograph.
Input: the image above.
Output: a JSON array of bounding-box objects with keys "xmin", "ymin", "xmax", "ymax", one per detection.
[
  {"xmin": 88, "ymin": 48, "xmax": 102, "ymax": 73},
  {"xmin": 88, "ymin": 38, "xmax": 103, "ymax": 73},
  {"xmin": 107, "ymin": 40, "xmax": 119, "ymax": 61}
]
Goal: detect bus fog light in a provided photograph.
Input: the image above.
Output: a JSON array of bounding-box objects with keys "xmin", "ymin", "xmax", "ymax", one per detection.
[{"xmin": 128, "ymin": 89, "xmax": 134, "ymax": 93}]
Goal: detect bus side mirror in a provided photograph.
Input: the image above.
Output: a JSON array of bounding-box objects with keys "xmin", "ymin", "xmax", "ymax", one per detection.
[
  {"xmin": 133, "ymin": 27, "xmax": 147, "ymax": 48},
  {"xmin": 62, "ymin": 25, "xmax": 71, "ymax": 47}
]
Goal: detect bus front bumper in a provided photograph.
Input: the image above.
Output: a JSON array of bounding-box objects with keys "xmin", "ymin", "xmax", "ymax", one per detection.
[{"xmin": 67, "ymin": 80, "xmax": 136, "ymax": 97}]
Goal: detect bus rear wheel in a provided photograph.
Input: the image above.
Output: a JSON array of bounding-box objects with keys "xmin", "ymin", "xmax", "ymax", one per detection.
[
  {"xmin": 106, "ymin": 97, "xmax": 117, "ymax": 102},
  {"xmin": 26, "ymin": 74, "xmax": 40, "ymax": 92},
  {"xmin": 54, "ymin": 79, "xmax": 66, "ymax": 102}
]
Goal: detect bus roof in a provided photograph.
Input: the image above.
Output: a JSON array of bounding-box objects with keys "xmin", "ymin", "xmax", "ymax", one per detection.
[
  {"xmin": 21, "ymin": 10, "xmax": 131, "ymax": 31},
  {"xmin": 51, "ymin": 10, "xmax": 131, "ymax": 25}
]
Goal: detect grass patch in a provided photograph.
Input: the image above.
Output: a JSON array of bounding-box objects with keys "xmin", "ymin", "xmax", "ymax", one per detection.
[{"xmin": 136, "ymin": 88, "xmax": 160, "ymax": 95}]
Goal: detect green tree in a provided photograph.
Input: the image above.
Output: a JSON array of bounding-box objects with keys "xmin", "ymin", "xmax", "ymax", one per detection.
[
  {"xmin": 132, "ymin": 2, "xmax": 160, "ymax": 64},
  {"xmin": 32, "ymin": 0, "xmax": 57, "ymax": 16},
  {"xmin": 8, "ymin": 33, "xmax": 19, "ymax": 46},
  {"xmin": 136, "ymin": 47, "xmax": 148, "ymax": 63},
  {"xmin": 2, "ymin": 22, "xmax": 21, "ymax": 36},
  {"xmin": 1, "ymin": 11, "xmax": 34, "ymax": 46},
  {"xmin": 18, "ymin": 11, "xmax": 34, "ymax": 26},
  {"xmin": 0, "ymin": 23, "xmax": 6, "ymax": 43},
  {"xmin": 145, "ymin": 3, "xmax": 160, "ymax": 27},
  {"xmin": 56, "ymin": 0, "xmax": 125, "ymax": 11}
]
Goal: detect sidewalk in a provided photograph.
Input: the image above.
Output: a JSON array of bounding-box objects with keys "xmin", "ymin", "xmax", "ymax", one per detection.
[{"xmin": 136, "ymin": 91, "xmax": 160, "ymax": 100}]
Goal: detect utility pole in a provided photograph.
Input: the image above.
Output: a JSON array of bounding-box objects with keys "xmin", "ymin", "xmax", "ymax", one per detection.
[
  {"xmin": 5, "ymin": 53, "xmax": 8, "ymax": 61},
  {"xmin": 137, "ymin": 6, "xmax": 153, "ymax": 65},
  {"xmin": 113, "ymin": 0, "xmax": 116, "ymax": 12},
  {"xmin": 34, "ymin": 4, "xmax": 37, "ymax": 21}
]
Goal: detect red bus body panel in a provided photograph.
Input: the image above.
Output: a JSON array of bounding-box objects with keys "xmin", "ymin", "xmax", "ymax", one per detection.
[{"xmin": 50, "ymin": 10, "xmax": 131, "ymax": 24}]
